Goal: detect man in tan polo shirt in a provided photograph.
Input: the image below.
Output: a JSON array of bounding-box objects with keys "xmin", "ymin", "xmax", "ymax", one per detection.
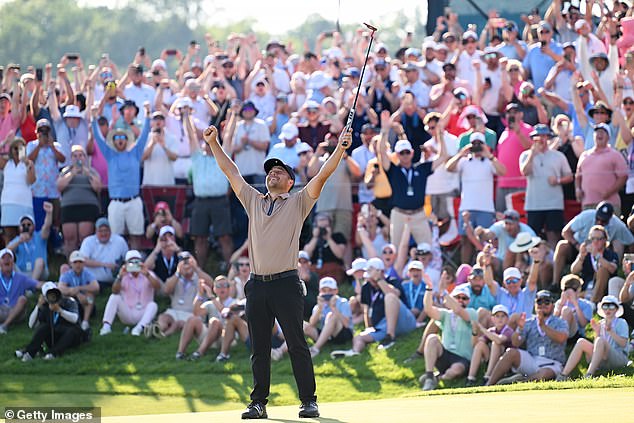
[{"xmin": 203, "ymin": 125, "xmax": 352, "ymax": 419}]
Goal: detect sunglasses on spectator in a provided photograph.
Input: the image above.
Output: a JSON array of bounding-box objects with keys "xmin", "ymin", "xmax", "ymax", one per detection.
[
  {"xmin": 466, "ymin": 115, "xmax": 477, "ymax": 120},
  {"xmin": 601, "ymin": 303, "xmax": 618, "ymax": 310},
  {"xmin": 416, "ymin": 250, "xmax": 431, "ymax": 256},
  {"xmin": 590, "ymin": 236, "xmax": 606, "ymax": 241},
  {"xmin": 37, "ymin": 127, "xmax": 50, "ymax": 133},
  {"xmin": 484, "ymin": 53, "xmax": 497, "ymax": 60},
  {"xmin": 398, "ymin": 150, "xmax": 412, "ymax": 155},
  {"xmin": 307, "ymin": 108, "xmax": 319, "ymax": 113},
  {"xmin": 113, "ymin": 135, "xmax": 128, "ymax": 141},
  {"xmin": 222, "ymin": 63, "xmax": 234, "ymax": 68},
  {"xmin": 536, "ymin": 299, "xmax": 552, "ymax": 305},
  {"xmin": 539, "ymin": 29, "xmax": 551, "ymax": 34},
  {"xmin": 508, "ymin": 68, "xmax": 519, "ymax": 72},
  {"xmin": 462, "ymin": 39, "xmax": 477, "ymax": 45},
  {"xmin": 623, "ymin": 100, "xmax": 634, "ymax": 105},
  {"xmin": 506, "ymin": 277, "xmax": 521, "ymax": 284},
  {"xmin": 21, "ymin": 222, "xmax": 33, "ymax": 229},
  {"xmin": 382, "ymin": 249, "xmax": 394, "ymax": 254},
  {"xmin": 214, "ymin": 282, "xmax": 230, "ymax": 288},
  {"xmin": 454, "ymin": 295, "xmax": 469, "ymax": 301}
]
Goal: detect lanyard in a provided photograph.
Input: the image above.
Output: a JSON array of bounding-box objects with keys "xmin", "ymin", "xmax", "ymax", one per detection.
[
  {"xmin": 407, "ymin": 282, "xmax": 424, "ymax": 309},
  {"xmin": 401, "ymin": 167, "xmax": 413, "ymax": 187},
  {"xmin": 53, "ymin": 312, "xmax": 59, "ymax": 325},
  {"xmin": 0, "ymin": 271, "xmax": 14, "ymax": 295},
  {"xmin": 162, "ymin": 254, "xmax": 175, "ymax": 273},
  {"xmin": 536, "ymin": 316, "xmax": 551, "ymax": 337}
]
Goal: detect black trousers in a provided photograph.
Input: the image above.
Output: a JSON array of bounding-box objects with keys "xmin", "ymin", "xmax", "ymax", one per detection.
[
  {"xmin": 25, "ymin": 324, "xmax": 82, "ymax": 357},
  {"xmin": 245, "ymin": 274, "xmax": 316, "ymax": 404}
]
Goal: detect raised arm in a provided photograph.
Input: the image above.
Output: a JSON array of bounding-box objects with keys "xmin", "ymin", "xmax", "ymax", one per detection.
[
  {"xmin": 305, "ymin": 128, "xmax": 352, "ymax": 200},
  {"xmin": 202, "ymin": 126, "xmax": 248, "ymax": 194}
]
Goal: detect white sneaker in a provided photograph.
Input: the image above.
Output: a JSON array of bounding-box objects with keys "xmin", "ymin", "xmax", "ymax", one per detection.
[
  {"xmin": 271, "ymin": 348, "xmax": 284, "ymax": 361},
  {"xmin": 99, "ymin": 325, "xmax": 112, "ymax": 336},
  {"xmin": 309, "ymin": 346, "xmax": 320, "ymax": 358},
  {"xmin": 330, "ymin": 349, "xmax": 359, "ymax": 359},
  {"xmin": 131, "ymin": 325, "xmax": 143, "ymax": 336},
  {"xmin": 21, "ymin": 352, "xmax": 33, "ymax": 362},
  {"xmin": 43, "ymin": 353, "xmax": 55, "ymax": 360},
  {"xmin": 0, "ymin": 324, "xmax": 7, "ymax": 334},
  {"xmin": 15, "ymin": 350, "xmax": 24, "ymax": 359},
  {"xmin": 81, "ymin": 321, "xmax": 90, "ymax": 331}
]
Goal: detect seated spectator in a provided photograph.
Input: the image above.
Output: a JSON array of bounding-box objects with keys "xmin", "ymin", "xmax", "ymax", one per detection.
[
  {"xmin": 16, "ymin": 282, "xmax": 83, "ymax": 361},
  {"xmin": 399, "ymin": 260, "xmax": 431, "ymax": 327},
  {"xmin": 489, "ymin": 211, "xmax": 536, "ymax": 270},
  {"xmin": 0, "ymin": 248, "xmax": 41, "ymax": 334},
  {"xmin": 79, "ymin": 217, "xmax": 129, "ymax": 286},
  {"xmin": 570, "ymin": 225, "xmax": 618, "ymax": 303},
  {"xmin": 7, "ymin": 203, "xmax": 53, "ymax": 280},
  {"xmin": 614, "ymin": 256, "xmax": 634, "ymax": 329},
  {"xmin": 226, "ymin": 247, "xmax": 251, "ymax": 301},
  {"xmin": 420, "ymin": 285, "xmax": 479, "ymax": 391},
  {"xmin": 99, "ymin": 250, "xmax": 161, "ymax": 336},
  {"xmin": 215, "ymin": 299, "xmax": 252, "ymax": 363},
  {"xmin": 157, "ymin": 252, "xmax": 212, "ymax": 337},
  {"xmin": 554, "ymin": 274, "xmax": 593, "ymax": 340},
  {"xmin": 144, "ymin": 225, "xmax": 181, "ymax": 283},
  {"xmin": 559, "ymin": 295, "xmax": 629, "ymax": 380},
  {"xmin": 1, "ymin": 137, "xmax": 35, "ymax": 245},
  {"xmin": 508, "ymin": 233, "xmax": 553, "ymax": 289},
  {"xmin": 56, "ymin": 145, "xmax": 102, "ymax": 256},
  {"xmin": 467, "ymin": 304, "xmax": 514, "ymax": 386},
  {"xmin": 58, "ymin": 251, "xmax": 100, "ymax": 331},
  {"xmin": 91, "ymin": 103, "xmax": 151, "ymax": 250},
  {"xmin": 553, "ymin": 202, "xmax": 633, "ymax": 283},
  {"xmin": 346, "ymin": 258, "xmax": 367, "ymax": 326},
  {"xmin": 145, "ymin": 201, "xmax": 184, "ymax": 241},
  {"xmin": 331, "ymin": 258, "xmax": 416, "ymax": 356},
  {"xmin": 494, "ymin": 265, "xmax": 538, "ymax": 324},
  {"xmin": 487, "ymin": 290, "xmax": 568, "ymax": 385},
  {"xmin": 297, "ymin": 250, "xmax": 319, "ymax": 321},
  {"xmin": 303, "ymin": 213, "xmax": 347, "ymax": 283},
  {"xmin": 464, "ymin": 263, "xmax": 497, "ymax": 314},
  {"xmin": 303, "ymin": 277, "xmax": 353, "ymax": 358},
  {"xmin": 176, "ymin": 275, "xmax": 233, "ymax": 360}
]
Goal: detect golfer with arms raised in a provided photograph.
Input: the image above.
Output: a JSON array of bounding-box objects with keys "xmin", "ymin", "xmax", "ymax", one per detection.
[{"xmin": 203, "ymin": 125, "xmax": 352, "ymax": 419}]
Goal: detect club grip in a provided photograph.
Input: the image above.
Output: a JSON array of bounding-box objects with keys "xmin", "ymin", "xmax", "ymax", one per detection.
[{"xmin": 346, "ymin": 108, "xmax": 355, "ymax": 128}]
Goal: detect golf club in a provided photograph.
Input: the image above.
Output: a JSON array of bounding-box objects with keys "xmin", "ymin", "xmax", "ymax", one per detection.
[{"xmin": 343, "ymin": 22, "xmax": 378, "ymax": 147}]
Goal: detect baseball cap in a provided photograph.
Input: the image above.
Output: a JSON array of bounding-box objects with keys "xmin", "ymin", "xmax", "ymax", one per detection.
[
  {"xmin": 178, "ymin": 251, "xmax": 193, "ymax": 260},
  {"xmin": 529, "ymin": 124, "xmax": 553, "ymax": 138},
  {"xmin": 36, "ymin": 118, "xmax": 51, "ymax": 129},
  {"xmin": 159, "ymin": 225, "xmax": 175, "ymax": 238},
  {"xmin": 0, "ymin": 248, "xmax": 14, "ymax": 259},
  {"xmin": 279, "ymin": 122, "xmax": 299, "ymax": 140},
  {"xmin": 536, "ymin": 290, "xmax": 554, "ymax": 301},
  {"xmin": 69, "ymin": 250, "xmax": 85, "ymax": 262},
  {"xmin": 407, "ymin": 260, "xmax": 424, "ymax": 271},
  {"xmin": 394, "ymin": 139, "xmax": 413, "ymax": 153},
  {"xmin": 19, "ymin": 214, "xmax": 35, "ymax": 225},
  {"xmin": 0, "ymin": 93, "xmax": 11, "ymax": 102},
  {"xmin": 361, "ymin": 123, "xmax": 379, "ymax": 134},
  {"xmin": 416, "ymin": 242, "xmax": 431, "ymax": 254},
  {"xmin": 264, "ymin": 158, "xmax": 295, "ymax": 181},
  {"xmin": 95, "ymin": 217, "xmax": 110, "ymax": 228},
  {"xmin": 505, "ymin": 103, "xmax": 520, "ymax": 112},
  {"xmin": 125, "ymin": 250, "xmax": 142, "ymax": 262},
  {"xmin": 492, "ymin": 304, "xmax": 509, "ymax": 316},
  {"xmin": 593, "ymin": 123, "xmax": 612, "ymax": 138},
  {"xmin": 462, "ymin": 30, "xmax": 478, "ymax": 41},
  {"xmin": 296, "ymin": 142, "xmax": 312, "ymax": 155},
  {"xmin": 154, "ymin": 201, "xmax": 169, "ymax": 213},
  {"xmin": 470, "ymin": 132, "xmax": 485, "ymax": 143},
  {"xmin": 595, "ymin": 201, "xmax": 614, "ymax": 222},
  {"xmin": 41, "ymin": 281, "xmax": 59, "ymax": 297},
  {"xmin": 503, "ymin": 267, "xmax": 522, "ymax": 281},
  {"xmin": 538, "ymin": 21, "xmax": 552, "ymax": 32},
  {"xmin": 346, "ymin": 258, "xmax": 367, "ymax": 275},
  {"xmin": 451, "ymin": 284, "xmax": 471, "ymax": 298},
  {"xmin": 503, "ymin": 209, "xmax": 521, "ymax": 222},
  {"xmin": 366, "ymin": 257, "xmax": 385, "ymax": 270},
  {"xmin": 319, "ymin": 277, "xmax": 338, "ymax": 290},
  {"xmin": 298, "ymin": 250, "xmax": 310, "ymax": 261}
]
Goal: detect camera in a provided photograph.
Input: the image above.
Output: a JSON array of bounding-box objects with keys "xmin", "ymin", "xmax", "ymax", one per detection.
[
  {"xmin": 470, "ymin": 142, "xmax": 483, "ymax": 153},
  {"xmin": 508, "ymin": 116, "xmax": 516, "ymax": 125},
  {"xmin": 45, "ymin": 287, "xmax": 62, "ymax": 305},
  {"xmin": 126, "ymin": 262, "xmax": 142, "ymax": 273},
  {"xmin": 20, "ymin": 224, "xmax": 30, "ymax": 233},
  {"xmin": 319, "ymin": 227, "xmax": 327, "ymax": 237},
  {"xmin": 35, "ymin": 68, "xmax": 43, "ymax": 82},
  {"xmin": 320, "ymin": 293, "xmax": 334, "ymax": 302}
]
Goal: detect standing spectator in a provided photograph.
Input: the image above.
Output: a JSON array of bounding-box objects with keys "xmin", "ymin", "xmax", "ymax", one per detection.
[
  {"xmin": 303, "ymin": 213, "xmax": 347, "ymax": 283},
  {"xmin": 99, "ymin": 250, "xmax": 160, "ymax": 336},
  {"xmin": 267, "ymin": 94, "xmax": 290, "ymax": 147},
  {"xmin": 519, "ymin": 124, "xmax": 573, "ymax": 246},
  {"xmin": 473, "ymin": 48, "xmax": 504, "ymax": 135},
  {"xmin": 543, "ymin": 43, "xmax": 577, "ymax": 106},
  {"xmin": 559, "ymin": 295, "xmax": 630, "ymax": 379},
  {"xmin": 420, "ymin": 285, "xmax": 478, "ymax": 391},
  {"xmin": 58, "ymin": 251, "xmax": 100, "ymax": 330},
  {"xmin": 7, "ymin": 203, "xmax": 53, "ymax": 280},
  {"xmin": 0, "ymin": 248, "xmax": 41, "ymax": 334},
  {"xmin": 496, "ymin": 21, "xmax": 527, "ymax": 61},
  {"xmin": 91, "ymin": 103, "xmax": 151, "ymax": 250},
  {"xmin": 380, "ymin": 126, "xmax": 448, "ymax": 248},
  {"xmin": 576, "ymin": 124, "xmax": 628, "ymax": 215},
  {"xmin": 144, "ymin": 225, "xmax": 181, "ymax": 283},
  {"xmin": 522, "ymin": 21, "xmax": 563, "ymax": 90},
  {"xmin": 56, "ymin": 145, "xmax": 101, "ymax": 256},
  {"xmin": 49, "ymin": 102, "xmax": 90, "ymax": 169},
  {"xmin": 487, "ymin": 291, "xmax": 568, "ymax": 385},
  {"xmin": 297, "ymin": 100, "xmax": 331, "ymax": 150},
  {"xmin": 123, "ymin": 64, "xmax": 155, "ymax": 120},
  {"xmin": 141, "ymin": 111, "xmax": 178, "ymax": 186},
  {"xmin": 1, "ymin": 138, "xmax": 35, "ymax": 245},
  {"xmin": 79, "ymin": 217, "xmax": 129, "ymax": 286},
  {"xmin": 429, "ymin": 63, "xmax": 470, "ymax": 117},
  {"xmin": 453, "ymin": 30, "xmax": 483, "ymax": 89},
  {"xmin": 265, "ymin": 123, "xmax": 307, "ymax": 174},
  {"xmin": 0, "ymin": 92, "xmax": 20, "ymax": 149},
  {"xmin": 351, "ymin": 124, "xmax": 379, "ymax": 206},
  {"xmin": 495, "ymin": 103, "xmax": 533, "ymax": 212},
  {"xmin": 456, "ymin": 108, "xmax": 497, "ymax": 151},
  {"xmin": 25, "ymin": 119, "xmax": 64, "ymax": 234},
  {"xmin": 229, "ymin": 101, "xmax": 270, "ymax": 189}
]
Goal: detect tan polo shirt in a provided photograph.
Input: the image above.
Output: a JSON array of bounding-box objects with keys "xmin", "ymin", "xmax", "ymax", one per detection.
[{"xmin": 237, "ymin": 184, "xmax": 316, "ymax": 275}]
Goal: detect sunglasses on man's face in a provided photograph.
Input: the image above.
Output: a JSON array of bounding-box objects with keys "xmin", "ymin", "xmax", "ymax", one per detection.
[
  {"xmin": 454, "ymin": 295, "xmax": 469, "ymax": 301},
  {"xmin": 536, "ymin": 299, "xmax": 553, "ymax": 305},
  {"xmin": 601, "ymin": 303, "xmax": 618, "ymax": 310},
  {"xmin": 506, "ymin": 277, "xmax": 521, "ymax": 285},
  {"xmin": 113, "ymin": 135, "xmax": 128, "ymax": 141},
  {"xmin": 215, "ymin": 283, "xmax": 230, "ymax": 289},
  {"xmin": 382, "ymin": 249, "xmax": 394, "ymax": 255},
  {"xmin": 590, "ymin": 236, "xmax": 606, "ymax": 242},
  {"xmin": 623, "ymin": 100, "xmax": 634, "ymax": 106}
]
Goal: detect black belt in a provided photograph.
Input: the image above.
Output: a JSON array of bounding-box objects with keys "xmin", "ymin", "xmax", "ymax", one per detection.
[
  {"xmin": 250, "ymin": 269, "xmax": 297, "ymax": 282},
  {"xmin": 111, "ymin": 196, "xmax": 139, "ymax": 202}
]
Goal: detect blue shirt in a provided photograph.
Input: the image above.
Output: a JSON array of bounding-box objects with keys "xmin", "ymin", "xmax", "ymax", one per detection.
[
  {"xmin": 266, "ymin": 113, "xmax": 290, "ymax": 147},
  {"xmin": 565, "ymin": 101, "xmax": 593, "ymax": 138},
  {"xmin": 467, "ymin": 284, "xmax": 497, "ymax": 311},
  {"xmin": 92, "ymin": 118, "xmax": 150, "ymax": 198},
  {"xmin": 401, "ymin": 280, "xmax": 426, "ymax": 311},
  {"xmin": 12, "ymin": 232, "xmax": 48, "ymax": 275},
  {"xmin": 386, "ymin": 161, "xmax": 433, "ymax": 210},
  {"xmin": 59, "ymin": 268, "xmax": 97, "ymax": 288},
  {"xmin": 488, "ymin": 221, "xmax": 536, "ymax": 260},
  {"xmin": 520, "ymin": 315, "xmax": 568, "ymax": 363},
  {"xmin": 601, "ymin": 317, "xmax": 630, "ymax": 357},
  {"xmin": 191, "ymin": 150, "xmax": 229, "ymax": 197},
  {"xmin": 266, "ymin": 142, "xmax": 307, "ymax": 173},
  {"xmin": 554, "ymin": 297, "xmax": 594, "ymax": 336},
  {"xmin": 496, "ymin": 285, "xmax": 536, "ymax": 316},
  {"xmin": 0, "ymin": 271, "xmax": 38, "ymax": 307},
  {"xmin": 523, "ymin": 41, "xmax": 564, "ymax": 89},
  {"xmin": 311, "ymin": 296, "xmax": 353, "ymax": 330},
  {"xmin": 569, "ymin": 209, "xmax": 634, "ymax": 246}
]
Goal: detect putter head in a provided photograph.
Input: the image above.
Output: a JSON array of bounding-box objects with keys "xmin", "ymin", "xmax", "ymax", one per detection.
[{"xmin": 363, "ymin": 23, "xmax": 378, "ymax": 32}]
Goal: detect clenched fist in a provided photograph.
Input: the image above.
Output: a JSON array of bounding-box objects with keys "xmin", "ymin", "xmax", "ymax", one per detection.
[
  {"xmin": 339, "ymin": 127, "xmax": 352, "ymax": 149},
  {"xmin": 203, "ymin": 126, "xmax": 218, "ymax": 145}
]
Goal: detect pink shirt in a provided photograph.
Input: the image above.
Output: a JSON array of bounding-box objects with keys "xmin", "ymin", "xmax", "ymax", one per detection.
[
  {"xmin": 90, "ymin": 140, "xmax": 109, "ymax": 185},
  {"xmin": 121, "ymin": 273, "xmax": 155, "ymax": 309},
  {"xmin": 496, "ymin": 122, "xmax": 533, "ymax": 188},
  {"xmin": 577, "ymin": 147, "xmax": 628, "ymax": 208},
  {"xmin": 0, "ymin": 112, "xmax": 18, "ymax": 153}
]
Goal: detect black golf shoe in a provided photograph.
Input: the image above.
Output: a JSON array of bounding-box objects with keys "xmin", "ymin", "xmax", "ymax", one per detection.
[
  {"xmin": 241, "ymin": 401, "xmax": 267, "ymax": 419},
  {"xmin": 298, "ymin": 400, "xmax": 319, "ymax": 418}
]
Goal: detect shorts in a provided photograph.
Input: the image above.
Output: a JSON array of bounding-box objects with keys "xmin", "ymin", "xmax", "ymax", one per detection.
[
  {"xmin": 0, "ymin": 304, "xmax": 11, "ymax": 322},
  {"xmin": 1, "ymin": 204, "xmax": 34, "ymax": 227},
  {"xmin": 61, "ymin": 204, "xmax": 100, "ymax": 224},
  {"xmin": 527, "ymin": 210, "xmax": 565, "ymax": 233},
  {"xmin": 458, "ymin": 210, "xmax": 496, "ymax": 236},
  {"xmin": 598, "ymin": 347, "xmax": 629, "ymax": 371},
  {"xmin": 164, "ymin": 308, "xmax": 193, "ymax": 323},
  {"xmin": 190, "ymin": 196, "xmax": 232, "ymax": 237},
  {"xmin": 319, "ymin": 326, "xmax": 353, "ymax": 345},
  {"xmin": 513, "ymin": 349, "xmax": 562, "ymax": 376},
  {"xmin": 436, "ymin": 347, "xmax": 470, "ymax": 374},
  {"xmin": 364, "ymin": 301, "xmax": 417, "ymax": 342},
  {"xmin": 107, "ymin": 196, "xmax": 144, "ymax": 236}
]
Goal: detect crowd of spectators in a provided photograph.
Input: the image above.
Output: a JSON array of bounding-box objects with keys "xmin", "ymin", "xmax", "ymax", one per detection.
[{"xmin": 1, "ymin": 0, "xmax": 634, "ymax": 389}]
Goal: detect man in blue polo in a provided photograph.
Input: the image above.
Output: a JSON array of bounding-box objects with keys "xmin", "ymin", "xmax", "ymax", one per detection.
[
  {"xmin": 378, "ymin": 127, "xmax": 448, "ymax": 248},
  {"xmin": 523, "ymin": 21, "xmax": 563, "ymax": 90}
]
